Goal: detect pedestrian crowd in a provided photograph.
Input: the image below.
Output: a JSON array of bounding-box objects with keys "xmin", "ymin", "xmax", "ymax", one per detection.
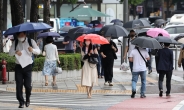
[{"xmin": 3, "ymin": 23, "xmax": 184, "ymax": 109}]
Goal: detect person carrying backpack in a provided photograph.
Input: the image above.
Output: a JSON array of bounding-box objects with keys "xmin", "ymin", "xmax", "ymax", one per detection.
[
  {"xmin": 123, "ymin": 30, "xmax": 136, "ymax": 72},
  {"xmin": 9, "ymin": 32, "xmax": 40, "ymax": 108}
]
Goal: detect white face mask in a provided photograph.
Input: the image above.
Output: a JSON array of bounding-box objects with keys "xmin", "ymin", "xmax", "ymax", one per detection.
[
  {"xmin": 18, "ymin": 37, "xmax": 25, "ymax": 42},
  {"xmin": 85, "ymin": 41, "xmax": 90, "ymax": 45}
]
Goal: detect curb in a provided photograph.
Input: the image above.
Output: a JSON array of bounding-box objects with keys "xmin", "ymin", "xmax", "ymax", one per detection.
[
  {"xmin": 172, "ymin": 100, "xmax": 184, "ymax": 110},
  {"xmin": 6, "ymin": 87, "xmax": 132, "ymax": 94}
]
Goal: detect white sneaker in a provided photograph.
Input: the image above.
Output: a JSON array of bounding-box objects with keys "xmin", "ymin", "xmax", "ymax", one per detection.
[
  {"xmin": 104, "ymin": 82, "xmax": 109, "ymax": 85},
  {"xmin": 109, "ymin": 82, "xmax": 113, "ymax": 86}
]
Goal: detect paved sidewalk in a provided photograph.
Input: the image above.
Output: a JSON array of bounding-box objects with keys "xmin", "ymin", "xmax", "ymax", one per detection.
[{"xmin": 0, "ymin": 68, "xmax": 184, "ymax": 95}]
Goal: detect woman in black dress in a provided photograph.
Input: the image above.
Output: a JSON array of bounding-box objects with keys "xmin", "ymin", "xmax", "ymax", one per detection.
[{"xmin": 100, "ymin": 37, "xmax": 118, "ymax": 86}]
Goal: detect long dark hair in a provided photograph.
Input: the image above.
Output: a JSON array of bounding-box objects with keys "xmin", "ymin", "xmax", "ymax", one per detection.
[{"xmin": 82, "ymin": 40, "xmax": 93, "ymax": 54}]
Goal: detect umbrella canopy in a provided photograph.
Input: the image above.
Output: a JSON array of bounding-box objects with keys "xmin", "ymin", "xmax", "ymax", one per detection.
[
  {"xmin": 131, "ymin": 37, "xmax": 162, "ymax": 49},
  {"xmin": 89, "ymin": 20, "xmax": 101, "ymax": 27},
  {"xmin": 137, "ymin": 28, "xmax": 151, "ymax": 36},
  {"xmin": 4, "ymin": 22, "xmax": 52, "ymax": 35},
  {"xmin": 154, "ymin": 19, "xmax": 166, "ymax": 26},
  {"xmin": 174, "ymin": 34, "xmax": 184, "ymax": 44},
  {"xmin": 60, "ymin": 26, "xmax": 74, "ymax": 32},
  {"xmin": 110, "ymin": 19, "xmax": 122, "ymax": 23},
  {"xmin": 76, "ymin": 34, "xmax": 109, "ymax": 44},
  {"xmin": 68, "ymin": 27, "xmax": 94, "ymax": 40},
  {"xmin": 123, "ymin": 19, "xmax": 151, "ymax": 29},
  {"xmin": 99, "ymin": 25, "xmax": 129, "ymax": 39},
  {"xmin": 64, "ymin": 6, "xmax": 110, "ymax": 17},
  {"xmin": 114, "ymin": 21, "xmax": 123, "ymax": 27},
  {"xmin": 155, "ymin": 36, "xmax": 178, "ymax": 44},
  {"xmin": 37, "ymin": 32, "xmax": 60, "ymax": 38},
  {"xmin": 147, "ymin": 28, "xmax": 170, "ymax": 38}
]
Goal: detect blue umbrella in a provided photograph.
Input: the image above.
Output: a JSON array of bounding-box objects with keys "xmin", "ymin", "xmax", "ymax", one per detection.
[
  {"xmin": 4, "ymin": 22, "xmax": 52, "ymax": 35},
  {"xmin": 111, "ymin": 19, "xmax": 122, "ymax": 23},
  {"xmin": 37, "ymin": 32, "xmax": 60, "ymax": 38}
]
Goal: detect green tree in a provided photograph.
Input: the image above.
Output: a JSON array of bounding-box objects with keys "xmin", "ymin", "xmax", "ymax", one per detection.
[{"xmin": 120, "ymin": 0, "xmax": 145, "ymax": 19}]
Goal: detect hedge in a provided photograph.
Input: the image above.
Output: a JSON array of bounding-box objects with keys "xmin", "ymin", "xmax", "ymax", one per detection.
[{"xmin": 0, "ymin": 53, "xmax": 81, "ymax": 72}]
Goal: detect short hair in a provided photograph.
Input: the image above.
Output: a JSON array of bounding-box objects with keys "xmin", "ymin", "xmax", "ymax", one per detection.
[
  {"xmin": 46, "ymin": 36, "xmax": 54, "ymax": 44},
  {"xmin": 158, "ymin": 33, "xmax": 163, "ymax": 36},
  {"xmin": 130, "ymin": 30, "xmax": 135, "ymax": 33},
  {"xmin": 164, "ymin": 43, "xmax": 170, "ymax": 47}
]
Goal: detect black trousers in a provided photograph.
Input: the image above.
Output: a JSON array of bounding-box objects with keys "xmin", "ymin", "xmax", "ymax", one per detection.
[
  {"xmin": 102, "ymin": 58, "xmax": 114, "ymax": 82},
  {"xmin": 158, "ymin": 70, "xmax": 172, "ymax": 94},
  {"xmin": 65, "ymin": 50, "xmax": 74, "ymax": 53},
  {"xmin": 15, "ymin": 64, "xmax": 32, "ymax": 105}
]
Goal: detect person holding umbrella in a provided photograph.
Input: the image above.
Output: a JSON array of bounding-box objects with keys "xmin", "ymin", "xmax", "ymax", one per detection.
[
  {"xmin": 9, "ymin": 32, "xmax": 41, "ymax": 108},
  {"xmin": 100, "ymin": 37, "xmax": 118, "ymax": 86},
  {"xmin": 157, "ymin": 43, "xmax": 173, "ymax": 97}
]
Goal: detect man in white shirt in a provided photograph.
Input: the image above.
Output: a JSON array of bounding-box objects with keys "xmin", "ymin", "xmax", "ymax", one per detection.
[
  {"xmin": 123, "ymin": 30, "xmax": 136, "ymax": 72},
  {"xmin": 129, "ymin": 47, "xmax": 150, "ymax": 98},
  {"xmin": 3, "ymin": 35, "xmax": 12, "ymax": 53},
  {"xmin": 9, "ymin": 32, "xmax": 40, "ymax": 108}
]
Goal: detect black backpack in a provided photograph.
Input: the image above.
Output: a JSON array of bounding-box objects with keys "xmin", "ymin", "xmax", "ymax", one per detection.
[{"xmin": 15, "ymin": 38, "xmax": 35, "ymax": 67}]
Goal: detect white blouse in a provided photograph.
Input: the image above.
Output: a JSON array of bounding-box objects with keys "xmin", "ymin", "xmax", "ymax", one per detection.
[{"xmin": 44, "ymin": 43, "xmax": 59, "ymax": 61}]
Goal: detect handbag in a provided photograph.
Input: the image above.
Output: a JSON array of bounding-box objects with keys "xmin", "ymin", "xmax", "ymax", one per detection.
[
  {"xmin": 55, "ymin": 64, "xmax": 62, "ymax": 74},
  {"xmin": 137, "ymin": 48, "xmax": 150, "ymax": 67},
  {"xmin": 88, "ymin": 56, "xmax": 98, "ymax": 64}
]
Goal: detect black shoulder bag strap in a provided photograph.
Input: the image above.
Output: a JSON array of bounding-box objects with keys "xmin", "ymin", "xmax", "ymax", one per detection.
[
  {"xmin": 136, "ymin": 48, "xmax": 147, "ymax": 64},
  {"xmin": 127, "ymin": 38, "xmax": 130, "ymax": 52}
]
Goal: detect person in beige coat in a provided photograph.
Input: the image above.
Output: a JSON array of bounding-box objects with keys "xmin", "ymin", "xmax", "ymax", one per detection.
[
  {"xmin": 81, "ymin": 39, "xmax": 98, "ymax": 98},
  {"xmin": 178, "ymin": 48, "xmax": 184, "ymax": 70}
]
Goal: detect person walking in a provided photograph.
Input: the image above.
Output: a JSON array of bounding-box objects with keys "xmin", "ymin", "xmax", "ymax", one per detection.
[
  {"xmin": 81, "ymin": 39, "xmax": 98, "ymax": 98},
  {"xmin": 96, "ymin": 44, "xmax": 104, "ymax": 78},
  {"xmin": 42, "ymin": 36, "xmax": 60, "ymax": 86},
  {"xmin": 129, "ymin": 46, "xmax": 150, "ymax": 98},
  {"xmin": 63, "ymin": 36, "xmax": 75, "ymax": 53},
  {"xmin": 157, "ymin": 43, "xmax": 173, "ymax": 97},
  {"xmin": 9, "ymin": 32, "xmax": 40, "ymax": 108},
  {"xmin": 37, "ymin": 38, "xmax": 43, "ymax": 52},
  {"xmin": 123, "ymin": 30, "xmax": 136, "ymax": 72},
  {"xmin": 146, "ymin": 48, "xmax": 152, "ymax": 74},
  {"xmin": 101, "ymin": 37, "xmax": 118, "ymax": 86},
  {"xmin": 178, "ymin": 47, "xmax": 184, "ymax": 70}
]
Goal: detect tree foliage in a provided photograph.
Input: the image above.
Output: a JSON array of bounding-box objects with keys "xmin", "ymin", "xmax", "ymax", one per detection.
[{"xmin": 120, "ymin": 0, "xmax": 145, "ymax": 5}]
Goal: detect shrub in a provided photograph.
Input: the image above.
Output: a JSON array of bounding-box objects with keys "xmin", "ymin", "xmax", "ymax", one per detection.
[{"xmin": 0, "ymin": 53, "xmax": 81, "ymax": 72}]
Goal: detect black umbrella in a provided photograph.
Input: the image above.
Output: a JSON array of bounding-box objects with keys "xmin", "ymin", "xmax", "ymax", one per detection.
[
  {"xmin": 131, "ymin": 37, "xmax": 162, "ymax": 49},
  {"xmin": 123, "ymin": 19, "xmax": 151, "ymax": 29},
  {"xmin": 68, "ymin": 27, "xmax": 94, "ymax": 40},
  {"xmin": 89, "ymin": 20, "xmax": 101, "ymax": 27},
  {"xmin": 99, "ymin": 25, "xmax": 129, "ymax": 39},
  {"xmin": 67, "ymin": 27, "xmax": 83, "ymax": 40},
  {"xmin": 154, "ymin": 19, "xmax": 166, "ymax": 26},
  {"xmin": 111, "ymin": 19, "xmax": 122, "ymax": 23},
  {"xmin": 155, "ymin": 36, "xmax": 178, "ymax": 44},
  {"xmin": 137, "ymin": 28, "xmax": 151, "ymax": 36},
  {"xmin": 114, "ymin": 21, "xmax": 123, "ymax": 26},
  {"xmin": 174, "ymin": 34, "xmax": 184, "ymax": 44}
]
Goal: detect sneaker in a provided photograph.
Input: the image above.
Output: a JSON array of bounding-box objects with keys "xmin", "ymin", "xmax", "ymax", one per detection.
[
  {"xmin": 159, "ymin": 91, "xmax": 163, "ymax": 97},
  {"xmin": 166, "ymin": 93, "xmax": 171, "ymax": 97},
  {"xmin": 104, "ymin": 82, "xmax": 109, "ymax": 85},
  {"xmin": 109, "ymin": 82, "xmax": 113, "ymax": 86},
  {"xmin": 131, "ymin": 91, "xmax": 136, "ymax": 98},
  {"xmin": 140, "ymin": 94, "xmax": 146, "ymax": 98},
  {"xmin": 148, "ymin": 70, "xmax": 152, "ymax": 74}
]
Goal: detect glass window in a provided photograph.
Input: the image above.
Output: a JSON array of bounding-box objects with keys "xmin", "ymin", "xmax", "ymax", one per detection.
[
  {"xmin": 165, "ymin": 27, "xmax": 175, "ymax": 34},
  {"xmin": 176, "ymin": 26, "xmax": 184, "ymax": 33}
]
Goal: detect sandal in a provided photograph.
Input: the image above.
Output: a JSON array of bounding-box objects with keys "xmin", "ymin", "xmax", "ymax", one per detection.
[
  {"xmin": 52, "ymin": 82, "xmax": 56, "ymax": 86},
  {"xmin": 45, "ymin": 82, "xmax": 48, "ymax": 86}
]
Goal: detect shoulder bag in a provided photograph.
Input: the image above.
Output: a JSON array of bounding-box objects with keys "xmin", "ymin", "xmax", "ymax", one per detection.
[{"xmin": 136, "ymin": 48, "xmax": 149, "ymax": 67}]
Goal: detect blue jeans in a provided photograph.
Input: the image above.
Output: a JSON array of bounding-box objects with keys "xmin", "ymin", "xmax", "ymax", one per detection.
[
  {"xmin": 129, "ymin": 61, "xmax": 133, "ymax": 72},
  {"xmin": 132, "ymin": 71, "xmax": 146, "ymax": 95}
]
